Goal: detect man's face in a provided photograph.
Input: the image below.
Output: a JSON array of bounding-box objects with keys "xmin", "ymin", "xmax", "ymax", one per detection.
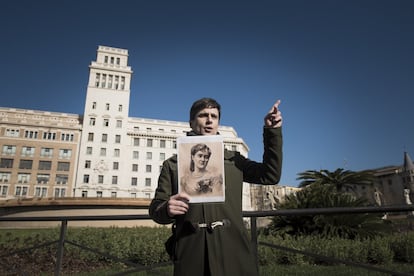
[{"xmin": 190, "ymin": 107, "xmax": 219, "ymax": 135}]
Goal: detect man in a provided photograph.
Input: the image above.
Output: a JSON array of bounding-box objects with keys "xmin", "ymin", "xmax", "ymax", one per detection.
[{"xmin": 149, "ymin": 97, "xmax": 283, "ymax": 276}]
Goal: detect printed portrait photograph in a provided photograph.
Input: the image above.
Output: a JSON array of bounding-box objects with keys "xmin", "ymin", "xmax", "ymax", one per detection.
[{"xmin": 177, "ymin": 135, "xmax": 225, "ymax": 203}]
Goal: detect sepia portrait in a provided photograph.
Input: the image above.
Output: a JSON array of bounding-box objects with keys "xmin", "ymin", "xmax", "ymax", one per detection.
[{"xmin": 177, "ymin": 135, "xmax": 225, "ymax": 203}]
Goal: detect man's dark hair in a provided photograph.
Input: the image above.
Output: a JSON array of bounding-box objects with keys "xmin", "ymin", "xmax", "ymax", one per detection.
[{"xmin": 189, "ymin": 98, "xmax": 221, "ymax": 121}]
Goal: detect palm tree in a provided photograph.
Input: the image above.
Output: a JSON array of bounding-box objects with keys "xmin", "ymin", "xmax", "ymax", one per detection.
[
  {"xmin": 267, "ymin": 184, "xmax": 391, "ymax": 239},
  {"xmin": 297, "ymin": 168, "xmax": 375, "ymax": 194},
  {"xmin": 265, "ymin": 168, "xmax": 388, "ymax": 238}
]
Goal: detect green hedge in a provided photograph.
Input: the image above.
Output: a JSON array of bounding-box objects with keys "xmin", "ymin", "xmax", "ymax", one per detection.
[
  {"xmin": 258, "ymin": 234, "xmax": 398, "ymax": 266},
  {"xmin": 1, "ymin": 227, "xmax": 414, "ymax": 269}
]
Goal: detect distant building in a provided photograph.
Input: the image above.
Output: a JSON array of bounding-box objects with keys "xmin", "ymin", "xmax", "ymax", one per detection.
[
  {"xmin": 0, "ymin": 109, "xmax": 81, "ymax": 198},
  {"xmin": 366, "ymin": 152, "xmax": 414, "ymax": 206},
  {"xmin": 250, "ymin": 184, "xmax": 301, "ymax": 211},
  {"xmin": 250, "ymin": 152, "xmax": 414, "ymax": 212},
  {"xmin": 0, "ymin": 45, "xmax": 261, "ymax": 210}
]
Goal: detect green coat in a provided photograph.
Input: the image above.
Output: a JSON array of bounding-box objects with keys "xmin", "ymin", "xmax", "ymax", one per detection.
[{"xmin": 149, "ymin": 127, "xmax": 283, "ymax": 276}]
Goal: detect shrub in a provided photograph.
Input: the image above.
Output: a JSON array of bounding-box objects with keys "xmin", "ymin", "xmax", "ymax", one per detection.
[
  {"xmin": 258, "ymin": 234, "xmax": 306, "ymax": 265},
  {"xmin": 390, "ymin": 232, "xmax": 414, "ymax": 263}
]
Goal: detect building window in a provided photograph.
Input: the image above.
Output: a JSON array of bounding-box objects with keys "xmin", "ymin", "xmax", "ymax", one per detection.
[
  {"xmin": 82, "ymin": 190, "xmax": 88, "ymax": 197},
  {"xmin": 145, "ymin": 178, "xmax": 151, "ymax": 187},
  {"xmin": 0, "ymin": 159, "xmax": 13, "ymax": 169},
  {"xmin": 35, "ymin": 187, "xmax": 48, "ymax": 197},
  {"xmin": 59, "ymin": 149, "xmax": 72, "ymax": 159},
  {"xmin": 110, "ymin": 57, "xmax": 114, "ymax": 64},
  {"xmin": 130, "ymin": 193, "xmax": 136, "ymax": 198},
  {"xmin": 160, "ymin": 140, "xmax": 166, "ymax": 148},
  {"xmin": 113, "ymin": 162, "xmax": 119, "ymax": 170},
  {"xmin": 86, "ymin": 147, "xmax": 92, "ymax": 155},
  {"xmin": 95, "ymin": 73, "xmax": 100, "ymax": 87},
  {"xmin": 2, "ymin": 145, "xmax": 16, "ymax": 155},
  {"xmin": 15, "ymin": 186, "xmax": 21, "ymax": 196},
  {"xmin": 116, "ymin": 120, "xmax": 122, "ymax": 128},
  {"xmin": 89, "ymin": 118, "xmax": 96, "ymax": 126},
  {"xmin": 114, "ymin": 148, "xmax": 120, "ymax": 157},
  {"xmin": 133, "ymin": 151, "xmax": 139, "ymax": 159},
  {"xmin": 56, "ymin": 174, "xmax": 68, "ymax": 184},
  {"xmin": 147, "ymin": 139, "xmax": 153, "ymax": 147},
  {"xmin": 160, "ymin": 153, "xmax": 165, "ymax": 161},
  {"xmin": 173, "ymin": 141, "xmax": 177, "ymax": 149},
  {"xmin": 98, "ymin": 175, "xmax": 104, "ymax": 184},
  {"xmin": 57, "ymin": 162, "xmax": 70, "ymax": 171},
  {"xmin": 102, "ymin": 133, "xmax": 108, "ymax": 142},
  {"xmin": 115, "ymin": 75, "xmax": 119, "ymax": 89},
  {"xmin": 118, "ymin": 105, "xmax": 123, "ymax": 112},
  {"xmin": 15, "ymin": 186, "xmax": 28, "ymax": 197},
  {"xmin": 21, "ymin": 146, "xmax": 35, "ymax": 157},
  {"xmin": 102, "ymin": 74, "xmax": 107, "ymax": 88},
  {"xmin": 111, "ymin": 192, "xmax": 117, "ymax": 198},
  {"xmin": 25, "ymin": 130, "xmax": 38, "ymax": 139},
  {"xmin": 85, "ymin": 160, "xmax": 91, "ymax": 168},
  {"xmin": 88, "ymin": 133, "xmax": 94, "ymax": 142},
  {"xmin": 17, "ymin": 173, "xmax": 30, "ymax": 183},
  {"xmin": 106, "ymin": 103, "xmax": 110, "ymax": 111},
  {"xmin": 97, "ymin": 191, "xmax": 103, "ymax": 198},
  {"xmin": 38, "ymin": 161, "xmax": 52, "ymax": 170},
  {"xmin": 92, "ymin": 102, "xmax": 97, "ymax": 109},
  {"xmin": 133, "ymin": 138, "xmax": 140, "ymax": 146},
  {"xmin": 0, "ymin": 185, "xmax": 8, "ymax": 197},
  {"xmin": 40, "ymin": 148, "xmax": 53, "ymax": 158},
  {"xmin": 100, "ymin": 148, "xmax": 106, "ymax": 156},
  {"xmin": 132, "ymin": 164, "xmax": 138, "ymax": 172},
  {"xmin": 146, "ymin": 152, "xmax": 152, "ymax": 160},
  {"xmin": 43, "ymin": 132, "xmax": 56, "ymax": 140},
  {"xmin": 0, "ymin": 172, "xmax": 11, "ymax": 183},
  {"xmin": 131, "ymin": 177, "xmax": 137, "ymax": 186},
  {"xmin": 115, "ymin": 135, "xmax": 121, "ymax": 143},
  {"xmin": 54, "ymin": 188, "xmax": 66, "ymax": 198},
  {"xmin": 61, "ymin": 133, "xmax": 74, "ymax": 141},
  {"xmin": 146, "ymin": 165, "xmax": 152, "ymax": 173},
  {"xmin": 5, "ymin": 129, "xmax": 20, "ymax": 137},
  {"xmin": 116, "ymin": 57, "xmax": 120, "ymax": 65},
  {"xmin": 19, "ymin": 160, "xmax": 33, "ymax": 170},
  {"xmin": 83, "ymin": 175, "xmax": 89, "ymax": 183},
  {"xmin": 103, "ymin": 119, "xmax": 109, "ymax": 127},
  {"xmin": 36, "ymin": 174, "xmax": 50, "ymax": 184},
  {"xmin": 112, "ymin": 176, "xmax": 118, "ymax": 185},
  {"xmin": 121, "ymin": 76, "xmax": 125, "ymax": 90},
  {"xmin": 108, "ymin": 74, "xmax": 113, "ymax": 89}
]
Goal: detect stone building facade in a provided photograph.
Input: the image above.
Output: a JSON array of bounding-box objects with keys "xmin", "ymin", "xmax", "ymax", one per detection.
[{"xmin": 0, "ymin": 45, "xmax": 255, "ymax": 210}]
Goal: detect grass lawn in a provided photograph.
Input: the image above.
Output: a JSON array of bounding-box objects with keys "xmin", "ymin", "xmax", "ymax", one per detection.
[{"xmin": 77, "ymin": 263, "xmax": 414, "ymax": 276}]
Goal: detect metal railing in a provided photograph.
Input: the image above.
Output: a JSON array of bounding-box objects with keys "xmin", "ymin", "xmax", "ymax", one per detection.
[{"xmin": 1, "ymin": 204, "xmax": 414, "ymax": 275}]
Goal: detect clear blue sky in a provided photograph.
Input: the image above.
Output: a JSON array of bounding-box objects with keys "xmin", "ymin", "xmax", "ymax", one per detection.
[{"xmin": 1, "ymin": 0, "xmax": 413, "ymax": 187}]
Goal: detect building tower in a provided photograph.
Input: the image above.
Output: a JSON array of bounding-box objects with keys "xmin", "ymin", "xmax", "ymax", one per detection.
[
  {"xmin": 403, "ymin": 151, "xmax": 414, "ymax": 203},
  {"xmin": 74, "ymin": 46, "xmax": 133, "ymax": 197}
]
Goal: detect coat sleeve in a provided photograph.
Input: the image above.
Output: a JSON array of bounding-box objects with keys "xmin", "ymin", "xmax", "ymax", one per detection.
[
  {"xmin": 148, "ymin": 157, "xmax": 177, "ymax": 224},
  {"xmin": 233, "ymin": 127, "xmax": 283, "ymax": 185}
]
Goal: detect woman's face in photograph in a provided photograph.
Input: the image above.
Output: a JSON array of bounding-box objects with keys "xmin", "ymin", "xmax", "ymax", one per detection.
[{"xmin": 192, "ymin": 150, "xmax": 210, "ymax": 170}]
